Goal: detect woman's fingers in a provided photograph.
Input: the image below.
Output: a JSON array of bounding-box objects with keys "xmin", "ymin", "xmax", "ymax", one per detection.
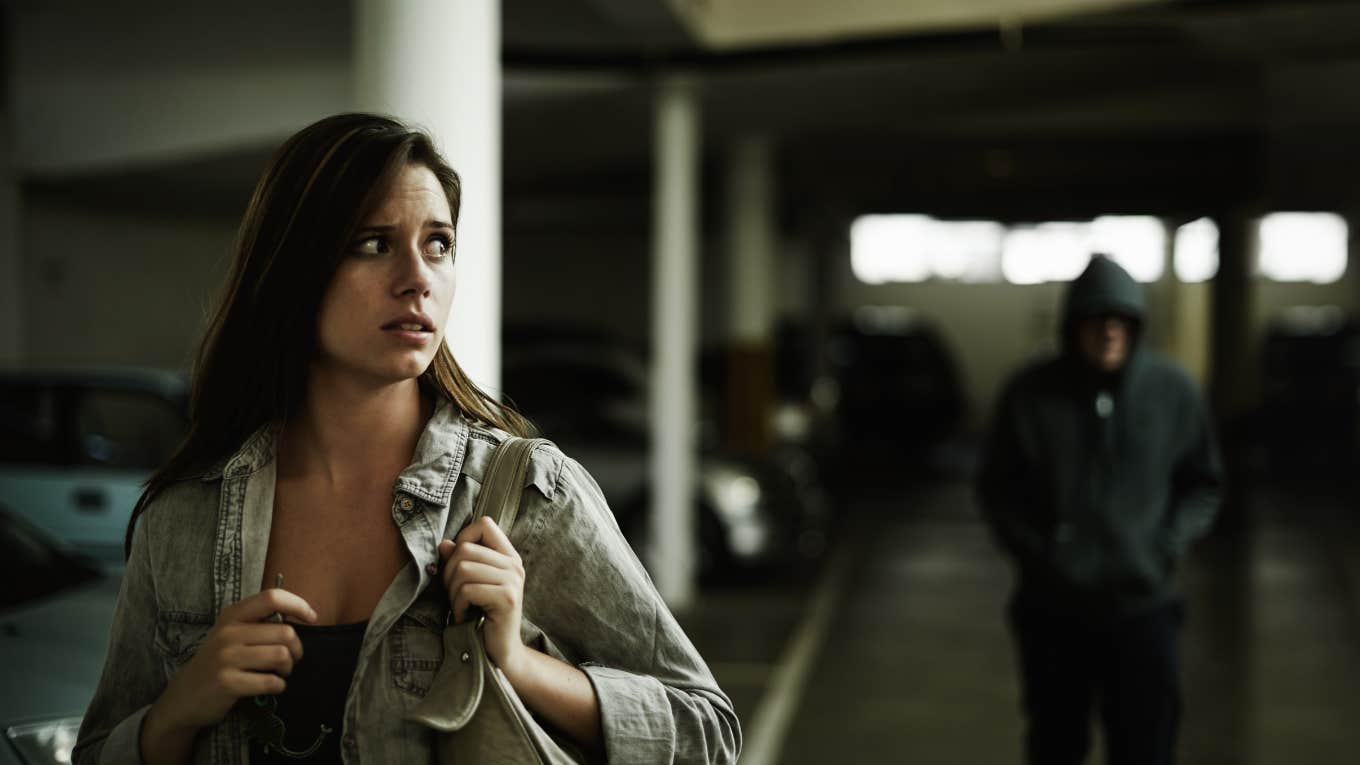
[
  {"xmin": 223, "ymin": 644, "xmax": 297, "ymax": 676},
  {"xmin": 451, "ymin": 583, "xmax": 520, "ymax": 626},
  {"xmin": 228, "ymin": 623, "xmax": 304, "ymax": 661},
  {"xmin": 440, "ymin": 518, "xmax": 528, "ymax": 625},
  {"xmin": 442, "ymin": 558, "xmax": 513, "ymax": 590},
  {"xmin": 440, "ymin": 540, "xmax": 518, "ymax": 572},
  {"xmin": 446, "ymin": 560, "xmax": 520, "ymax": 623},
  {"xmin": 225, "ymin": 587, "xmax": 318, "ymax": 625},
  {"xmin": 453, "ymin": 516, "xmax": 520, "ymax": 560},
  {"xmin": 221, "ymin": 668, "xmax": 288, "ymax": 697}
]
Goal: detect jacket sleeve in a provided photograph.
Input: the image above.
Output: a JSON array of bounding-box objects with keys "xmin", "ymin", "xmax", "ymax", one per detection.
[
  {"xmin": 520, "ymin": 454, "xmax": 741, "ymax": 765},
  {"xmin": 977, "ymin": 380, "xmax": 1050, "ymax": 566},
  {"xmin": 1162, "ymin": 386, "xmax": 1225, "ymax": 561},
  {"xmin": 73, "ymin": 510, "xmax": 163, "ymax": 765}
]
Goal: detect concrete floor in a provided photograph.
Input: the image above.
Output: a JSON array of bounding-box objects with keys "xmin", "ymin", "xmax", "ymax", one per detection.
[{"xmin": 678, "ymin": 469, "xmax": 1360, "ymax": 765}]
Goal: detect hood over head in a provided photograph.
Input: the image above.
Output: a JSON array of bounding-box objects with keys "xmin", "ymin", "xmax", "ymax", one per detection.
[{"xmin": 1061, "ymin": 255, "xmax": 1146, "ymax": 354}]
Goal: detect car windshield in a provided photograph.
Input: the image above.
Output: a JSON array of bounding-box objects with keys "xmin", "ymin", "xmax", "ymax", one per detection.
[{"xmin": 0, "ymin": 511, "xmax": 101, "ymax": 609}]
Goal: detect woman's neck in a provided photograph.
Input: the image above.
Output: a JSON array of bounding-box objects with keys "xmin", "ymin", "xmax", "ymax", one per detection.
[{"xmin": 279, "ymin": 374, "xmax": 433, "ymax": 488}]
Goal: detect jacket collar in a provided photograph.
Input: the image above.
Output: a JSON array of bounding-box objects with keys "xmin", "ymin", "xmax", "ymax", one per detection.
[
  {"xmin": 204, "ymin": 397, "xmax": 470, "ymax": 510},
  {"xmin": 393, "ymin": 397, "xmax": 469, "ymax": 507}
]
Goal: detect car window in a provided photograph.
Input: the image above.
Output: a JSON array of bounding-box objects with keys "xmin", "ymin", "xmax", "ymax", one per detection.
[
  {"xmin": 0, "ymin": 384, "xmax": 64, "ymax": 465},
  {"xmin": 73, "ymin": 390, "xmax": 186, "ymax": 469}
]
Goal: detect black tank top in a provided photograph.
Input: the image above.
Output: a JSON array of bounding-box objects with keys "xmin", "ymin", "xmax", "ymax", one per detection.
[{"xmin": 248, "ymin": 620, "xmax": 367, "ymax": 763}]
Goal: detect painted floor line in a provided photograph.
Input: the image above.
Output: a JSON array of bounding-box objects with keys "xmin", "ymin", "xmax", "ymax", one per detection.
[{"xmin": 738, "ymin": 542, "xmax": 854, "ymax": 765}]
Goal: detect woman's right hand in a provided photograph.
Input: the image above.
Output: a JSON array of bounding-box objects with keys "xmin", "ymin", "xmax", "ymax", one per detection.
[{"xmin": 140, "ymin": 588, "xmax": 317, "ymax": 762}]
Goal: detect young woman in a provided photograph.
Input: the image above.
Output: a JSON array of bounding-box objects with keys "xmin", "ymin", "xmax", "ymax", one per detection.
[{"xmin": 74, "ymin": 113, "xmax": 740, "ymax": 764}]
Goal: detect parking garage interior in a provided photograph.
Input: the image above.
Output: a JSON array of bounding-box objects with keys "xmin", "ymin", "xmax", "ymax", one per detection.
[{"xmin": 3, "ymin": 1, "xmax": 1360, "ymax": 763}]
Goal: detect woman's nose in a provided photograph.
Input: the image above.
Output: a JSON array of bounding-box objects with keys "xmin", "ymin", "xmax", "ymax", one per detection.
[{"xmin": 393, "ymin": 244, "xmax": 432, "ymax": 297}]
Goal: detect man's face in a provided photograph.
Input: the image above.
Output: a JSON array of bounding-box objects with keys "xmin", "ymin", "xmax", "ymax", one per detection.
[{"xmin": 1077, "ymin": 314, "xmax": 1133, "ymax": 373}]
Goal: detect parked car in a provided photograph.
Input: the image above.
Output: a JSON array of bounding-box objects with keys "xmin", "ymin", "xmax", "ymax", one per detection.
[
  {"xmin": 0, "ymin": 509, "xmax": 120, "ymax": 765},
  {"xmin": 0, "ymin": 368, "xmax": 188, "ymax": 568},
  {"xmin": 502, "ymin": 337, "xmax": 828, "ymax": 577},
  {"xmin": 826, "ymin": 308, "xmax": 965, "ymax": 454}
]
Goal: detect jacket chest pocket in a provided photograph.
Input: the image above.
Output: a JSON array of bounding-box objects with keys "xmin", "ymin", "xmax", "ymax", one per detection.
[
  {"xmin": 154, "ymin": 611, "xmax": 214, "ymax": 679},
  {"xmin": 390, "ymin": 597, "xmax": 447, "ymax": 698}
]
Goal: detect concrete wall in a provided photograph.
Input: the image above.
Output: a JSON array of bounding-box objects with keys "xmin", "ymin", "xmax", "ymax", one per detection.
[{"xmin": 21, "ymin": 199, "xmax": 236, "ymax": 370}]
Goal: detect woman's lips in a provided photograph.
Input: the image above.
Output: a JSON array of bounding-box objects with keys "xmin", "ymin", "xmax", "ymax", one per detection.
[{"xmin": 383, "ymin": 327, "xmax": 433, "ymax": 346}]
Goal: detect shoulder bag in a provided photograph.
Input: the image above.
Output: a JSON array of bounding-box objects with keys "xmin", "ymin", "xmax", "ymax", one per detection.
[{"xmin": 408, "ymin": 436, "xmax": 583, "ymax": 764}]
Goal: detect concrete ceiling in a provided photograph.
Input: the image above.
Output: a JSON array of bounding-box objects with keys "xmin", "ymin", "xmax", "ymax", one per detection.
[
  {"xmin": 501, "ymin": 0, "xmax": 1360, "ymax": 218},
  {"xmin": 15, "ymin": 0, "xmax": 1360, "ymax": 221}
]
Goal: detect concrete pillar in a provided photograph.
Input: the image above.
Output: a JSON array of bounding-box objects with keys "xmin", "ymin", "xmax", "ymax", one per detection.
[
  {"xmin": 723, "ymin": 136, "xmax": 777, "ymax": 455},
  {"xmin": 1209, "ymin": 210, "xmax": 1259, "ymax": 538},
  {"xmin": 354, "ymin": 0, "xmax": 502, "ymax": 392},
  {"xmin": 0, "ymin": 112, "xmax": 20, "ymax": 363},
  {"xmin": 1209, "ymin": 211, "xmax": 1259, "ymax": 421},
  {"xmin": 650, "ymin": 74, "xmax": 700, "ymax": 609}
]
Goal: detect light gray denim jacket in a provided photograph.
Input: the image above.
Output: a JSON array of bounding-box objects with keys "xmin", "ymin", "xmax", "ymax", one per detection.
[{"xmin": 74, "ymin": 400, "xmax": 740, "ymax": 764}]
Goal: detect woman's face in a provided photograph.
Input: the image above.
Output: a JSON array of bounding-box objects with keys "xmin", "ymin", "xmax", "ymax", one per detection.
[{"xmin": 314, "ymin": 163, "xmax": 456, "ymax": 387}]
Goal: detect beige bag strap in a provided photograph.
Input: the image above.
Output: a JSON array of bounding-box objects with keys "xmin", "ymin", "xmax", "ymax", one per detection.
[{"xmin": 472, "ymin": 436, "xmax": 550, "ymax": 536}]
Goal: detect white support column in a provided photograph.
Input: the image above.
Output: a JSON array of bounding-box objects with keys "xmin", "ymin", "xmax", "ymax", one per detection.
[
  {"xmin": 651, "ymin": 74, "xmax": 700, "ymax": 609},
  {"xmin": 354, "ymin": 0, "xmax": 502, "ymax": 392},
  {"xmin": 723, "ymin": 136, "xmax": 778, "ymax": 454},
  {"xmin": 0, "ymin": 112, "xmax": 21, "ymax": 363}
]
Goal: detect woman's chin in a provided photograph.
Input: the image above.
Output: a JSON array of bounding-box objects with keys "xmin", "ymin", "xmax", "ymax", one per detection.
[
  {"xmin": 321, "ymin": 358, "xmax": 429, "ymax": 387},
  {"xmin": 385, "ymin": 358, "xmax": 433, "ymax": 382}
]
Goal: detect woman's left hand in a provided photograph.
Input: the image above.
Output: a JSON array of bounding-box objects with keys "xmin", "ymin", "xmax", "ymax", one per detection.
[{"xmin": 437, "ymin": 516, "xmax": 527, "ymax": 675}]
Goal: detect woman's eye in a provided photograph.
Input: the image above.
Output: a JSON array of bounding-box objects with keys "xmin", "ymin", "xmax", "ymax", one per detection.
[
  {"xmin": 352, "ymin": 236, "xmax": 386, "ymax": 257},
  {"xmin": 425, "ymin": 235, "xmax": 454, "ymax": 260}
]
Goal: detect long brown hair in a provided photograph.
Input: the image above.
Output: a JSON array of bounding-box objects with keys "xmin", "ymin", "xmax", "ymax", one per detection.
[{"xmin": 125, "ymin": 113, "xmax": 529, "ymax": 557}]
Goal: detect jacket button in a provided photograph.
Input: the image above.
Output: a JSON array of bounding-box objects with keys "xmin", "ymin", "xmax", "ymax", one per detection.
[
  {"xmin": 425, "ymin": 563, "xmax": 439, "ymax": 577},
  {"xmin": 461, "ymin": 652, "xmax": 471, "ymax": 663},
  {"xmin": 398, "ymin": 496, "xmax": 415, "ymax": 511}
]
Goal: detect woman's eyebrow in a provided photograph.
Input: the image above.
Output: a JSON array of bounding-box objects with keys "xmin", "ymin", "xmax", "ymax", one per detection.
[{"xmin": 354, "ymin": 220, "xmax": 453, "ymax": 233}]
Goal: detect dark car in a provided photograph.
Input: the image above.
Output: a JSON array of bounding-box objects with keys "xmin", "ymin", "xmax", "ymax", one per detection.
[
  {"xmin": 502, "ymin": 337, "xmax": 828, "ymax": 577},
  {"xmin": 0, "ymin": 509, "xmax": 120, "ymax": 765},
  {"xmin": 826, "ymin": 308, "xmax": 966, "ymax": 457},
  {"xmin": 0, "ymin": 367, "xmax": 188, "ymax": 568}
]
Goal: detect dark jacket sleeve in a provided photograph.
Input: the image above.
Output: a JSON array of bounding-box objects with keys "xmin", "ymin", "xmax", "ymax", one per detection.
[
  {"xmin": 977, "ymin": 379, "xmax": 1050, "ymax": 566},
  {"xmin": 520, "ymin": 454, "xmax": 741, "ymax": 765},
  {"xmin": 1162, "ymin": 385, "xmax": 1225, "ymax": 561},
  {"xmin": 73, "ymin": 510, "xmax": 163, "ymax": 764}
]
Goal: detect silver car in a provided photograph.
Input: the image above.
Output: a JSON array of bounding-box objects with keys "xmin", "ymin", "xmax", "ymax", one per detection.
[{"xmin": 0, "ymin": 368, "xmax": 188, "ymax": 569}]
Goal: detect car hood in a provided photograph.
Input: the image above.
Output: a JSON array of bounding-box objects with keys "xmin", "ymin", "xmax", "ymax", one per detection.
[{"xmin": 0, "ymin": 575, "xmax": 121, "ymax": 727}]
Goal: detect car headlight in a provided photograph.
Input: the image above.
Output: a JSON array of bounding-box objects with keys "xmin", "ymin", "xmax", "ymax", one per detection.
[
  {"xmin": 6, "ymin": 718, "xmax": 81, "ymax": 765},
  {"xmin": 704, "ymin": 466, "xmax": 762, "ymax": 521}
]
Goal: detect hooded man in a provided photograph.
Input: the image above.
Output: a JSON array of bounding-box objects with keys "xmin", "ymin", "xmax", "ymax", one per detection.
[{"xmin": 978, "ymin": 255, "xmax": 1223, "ymax": 765}]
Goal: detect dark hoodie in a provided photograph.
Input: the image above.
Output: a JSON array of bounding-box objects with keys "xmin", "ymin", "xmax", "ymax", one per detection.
[{"xmin": 978, "ymin": 257, "xmax": 1224, "ymax": 620}]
